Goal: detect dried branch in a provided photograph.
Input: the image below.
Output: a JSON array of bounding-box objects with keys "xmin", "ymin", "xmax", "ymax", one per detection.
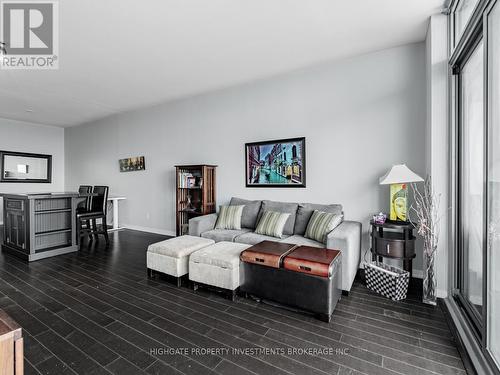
[{"xmin": 409, "ymin": 176, "xmax": 441, "ymax": 258}]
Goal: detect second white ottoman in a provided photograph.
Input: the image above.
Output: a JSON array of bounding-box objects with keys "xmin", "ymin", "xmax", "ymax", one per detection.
[
  {"xmin": 189, "ymin": 241, "xmax": 251, "ymax": 300},
  {"xmin": 147, "ymin": 235, "xmax": 215, "ymax": 286}
]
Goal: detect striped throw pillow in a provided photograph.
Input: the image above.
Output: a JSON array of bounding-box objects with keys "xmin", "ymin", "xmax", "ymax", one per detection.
[
  {"xmin": 305, "ymin": 210, "xmax": 343, "ymax": 244},
  {"xmin": 215, "ymin": 205, "xmax": 245, "ymax": 230},
  {"xmin": 255, "ymin": 211, "xmax": 291, "ymax": 238}
]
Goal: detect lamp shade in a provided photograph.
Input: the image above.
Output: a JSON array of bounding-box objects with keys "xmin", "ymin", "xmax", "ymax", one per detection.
[{"xmin": 379, "ymin": 164, "xmax": 423, "ymax": 185}]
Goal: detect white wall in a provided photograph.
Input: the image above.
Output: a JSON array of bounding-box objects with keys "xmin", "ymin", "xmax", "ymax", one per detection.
[
  {"xmin": 0, "ymin": 118, "xmax": 65, "ymax": 223},
  {"xmin": 65, "ymin": 43, "xmax": 427, "ymax": 272},
  {"xmin": 425, "ymin": 15, "xmax": 449, "ymax": 297}
]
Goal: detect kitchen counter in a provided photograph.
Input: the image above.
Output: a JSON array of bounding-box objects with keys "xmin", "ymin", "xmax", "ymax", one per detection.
[{"xmin": 1, "ymin": 192, "xmax": 80, "ymax": 261}]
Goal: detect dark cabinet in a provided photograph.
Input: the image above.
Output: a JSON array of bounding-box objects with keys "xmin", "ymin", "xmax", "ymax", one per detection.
[
  {"xmin": 4, "ymin": 199, "xmax": 28, "ymax": 252},
  {"xmin": 370, "ymin": 220, "xmax": 416, "ymax": 277}
]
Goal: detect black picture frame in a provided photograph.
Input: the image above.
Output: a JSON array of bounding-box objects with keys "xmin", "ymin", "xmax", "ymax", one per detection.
[
  {"xmin": 245, "ymin": 137, "xmax": 306, "ymax": 188},
  {"xmin": 0, "ymin": 150, "xmax": 52, "ymax": 183}
]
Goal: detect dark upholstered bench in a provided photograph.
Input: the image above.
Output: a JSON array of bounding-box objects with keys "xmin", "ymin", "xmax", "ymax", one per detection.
[{"xmin": 240, "ymin": 242, "xmax": 342, "ymax": 322}]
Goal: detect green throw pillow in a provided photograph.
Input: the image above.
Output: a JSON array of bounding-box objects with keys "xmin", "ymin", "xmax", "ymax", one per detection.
[
  {"xmin": 215, "ymin": 205, "xmax": 245, "ymax": 230},
  {"xmin": 255, "ymin": 210, "xmax": 291, "ymax": 238},
  {"xmin": 304, "ymin": 210, "xmax": 343, "ymax": 244}
]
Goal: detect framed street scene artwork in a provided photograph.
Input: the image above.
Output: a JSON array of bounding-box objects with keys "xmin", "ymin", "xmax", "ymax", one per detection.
[{"xmin": 245, "ymin": 137, "xmax": 305, "ymax": 187}]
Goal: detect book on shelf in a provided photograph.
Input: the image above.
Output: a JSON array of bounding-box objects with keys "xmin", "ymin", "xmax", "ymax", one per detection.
[{"xmin": 178, "ymin": 172, "xmax": 202, "ymax": 188}]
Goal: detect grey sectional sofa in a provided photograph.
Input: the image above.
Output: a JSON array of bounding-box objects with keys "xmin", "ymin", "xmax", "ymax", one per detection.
[{"xmin": 188, "ymin": 197, "xmax": 362, "ymax": 292}]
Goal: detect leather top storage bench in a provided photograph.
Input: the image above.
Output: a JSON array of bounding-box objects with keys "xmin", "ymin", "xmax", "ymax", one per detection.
[
  {"xmin": 284, "ymin": 246, "xmax": 340, "ymax": 278},
  {"xmin": 240, "ymin": 241, "xmax": 342, "ymax": 322},
  {"xmin": 239, "ymin": 241, "xmax": 295, "ymax": 268}
]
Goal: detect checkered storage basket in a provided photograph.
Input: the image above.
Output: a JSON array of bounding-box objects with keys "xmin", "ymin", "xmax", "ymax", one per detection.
[{"xmin": 365, "ymin": 262, "xmax": 409, "ymax": 301}]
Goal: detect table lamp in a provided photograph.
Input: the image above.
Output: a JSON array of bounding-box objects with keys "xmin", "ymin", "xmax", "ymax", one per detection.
[{"xmin": 379, "ymin": 164, "xmax": 423, "ymax": 222}]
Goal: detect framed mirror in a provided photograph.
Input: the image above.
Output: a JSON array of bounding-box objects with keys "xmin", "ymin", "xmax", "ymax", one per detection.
[{"xmin": 0, "ymin": 151, "xmax": 52, "ymax": 183}]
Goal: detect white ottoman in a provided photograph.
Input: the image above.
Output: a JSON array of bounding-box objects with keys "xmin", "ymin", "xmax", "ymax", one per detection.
[
  {"xmin": 147, "ymin": 235, "xmax": 215, "ymax": 286},
  {"xmin": 188, "ymin": 241, "xmax": 251, "ymax": 300}
]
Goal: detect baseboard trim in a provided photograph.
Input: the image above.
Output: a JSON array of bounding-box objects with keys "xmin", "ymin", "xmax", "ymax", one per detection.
[
  {"xmin": 437, "ymin": 288, "xmax": 448, "ymax": 298},
  {"xmin": 412, "ymin": 269, "xmax": 423, "ymax": 279},
  {"xmin": 122, "ymin": 224, "xmax": 176, "ymax": 237}
]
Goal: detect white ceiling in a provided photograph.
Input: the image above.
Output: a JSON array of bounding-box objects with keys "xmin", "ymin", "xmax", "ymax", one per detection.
[{"xmin": 0, "ymin": 0, "xmax": 444, "ymax": 127}]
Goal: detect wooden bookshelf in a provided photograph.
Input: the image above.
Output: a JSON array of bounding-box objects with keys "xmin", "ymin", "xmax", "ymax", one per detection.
[{"xmin": 175, "ymin": 165, "xmax": 217, "ymax": 236}]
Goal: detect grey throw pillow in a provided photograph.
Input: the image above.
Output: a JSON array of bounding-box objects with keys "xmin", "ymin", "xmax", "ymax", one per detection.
[
  {"xmin": 229, "ymin": 197, "xmax": 262, "ymax": 229},
  {"xmin": 256, "ymin": 200, "xmax": 299, "ymax": 236},
  {"xmin": 304, "ymin": 210, "xmax": 343, "ymax": 244},
  {"xmin": 255, "ymin": 211, "xmax": 291, "ymax": 239},
  {"xmin": 294, "ymin": 203, "xmax": 343, "ymax": 235}
]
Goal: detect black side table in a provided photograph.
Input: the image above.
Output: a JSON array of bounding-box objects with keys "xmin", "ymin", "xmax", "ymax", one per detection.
[{"xmin": 370, "ymin": 219, "xmax": 416, "ymax": 278}]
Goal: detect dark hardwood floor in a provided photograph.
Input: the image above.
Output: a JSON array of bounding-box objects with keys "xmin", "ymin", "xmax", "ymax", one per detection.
[{"xmin": 0, "ymin": 229, "xmax": 466, "ymax": 375}]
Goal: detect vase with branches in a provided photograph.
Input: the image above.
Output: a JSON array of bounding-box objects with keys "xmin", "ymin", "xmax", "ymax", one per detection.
[{"xmin": 410, "ymin": 176, "xmax": 441, "ymax": 305}]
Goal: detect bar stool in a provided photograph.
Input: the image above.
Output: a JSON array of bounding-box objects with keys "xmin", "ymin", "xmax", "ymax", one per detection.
[
  {"xmin": 77, "ymin": 185, "xmax": 92, "ymax": 213},
  {"xmin": 77, "ymin": 186, "xmax": 109, "ymax": 247},
  {"xmin": 76, "ymin": 185, "xmax": 92, "ymax": 242}
]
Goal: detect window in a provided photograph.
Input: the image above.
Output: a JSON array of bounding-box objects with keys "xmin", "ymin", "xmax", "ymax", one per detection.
[
  {"xmin": 487, "ymin": 0, "xmax": 500, "ymax": 367},
  {"xmin": 450, "ymin": 0, "xmax": 500, "ymax": 372},
  {"xmin": 459, "ymin": 40, "xmax": 485, "ymax": 321},
  {"xmin": 455, "ymin": 0, "xmax": 481, "ymax": 44}
]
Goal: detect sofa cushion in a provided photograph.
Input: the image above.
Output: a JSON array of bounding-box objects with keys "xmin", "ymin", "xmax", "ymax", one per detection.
[
  {"xmin": 190, "ymin": 241, "xmax": 251, "ymax": 270},
  {"xmin": 294, "ymin": 203, "xmax": 343, "ymax": 235},
  {"xmin": 230, "ymin": 197, "xmax": 262, "ymax": 229},
  {"xmin": 147, "ymin": 235, "xmax": 215, "ymax": 258},
  {"xmin": 201, "ymin": 228, "xmax": 251, "ymax": 242},
  {"xmin": 234, "ymin": 232, "xmax": 290, "ymax": 246},
  {"xmin": 215, "ymin": 205, "xmax": 244, "ymax": 230},
  {"xmin": 257, "ymin": 200, "xmax": 299, "ymax": 236},
  {"xmin": 279, "ymin": 235, "xmax": 324, "ymax": 248}
]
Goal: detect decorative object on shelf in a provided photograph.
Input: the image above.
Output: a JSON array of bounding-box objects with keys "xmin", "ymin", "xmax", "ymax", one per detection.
[
  {"xmin": 409, "ymin": 176, "xmax": 441, "ymax": 306},
  {"xmin": 245, "ymin": 137, "xmax": 305, "ymax": 187},
  {"xmin": 365, "ymin": 261, "xmax": 410, "ymax": 301},
  {"xmin": 0, "ymin": 150, "xmax": 52, "ymax": 183},
  {"xmin": 379, "ymin": 164, "xmax": 423, "ymax": 221},
  {"xmin": 119, "ymin": 156, "xmax": 145, "ymax": 172},
  {"xmin": 175, "ymin": 165, "xmax": 217, "ymax": 236},
  {"xmin": 185, "ymin": 194, "xmax": 195, "ymax": 211},
  {"xmin": 180, "ymin": 223, "xmax": 189, "ymax": 236},
  {"xmin": 372, "ymin": 212, "xmax": 387, "ymax": 225},
  {"xmin": 178, "ymin": 172, "xmax": 201, "ymax": 188}
]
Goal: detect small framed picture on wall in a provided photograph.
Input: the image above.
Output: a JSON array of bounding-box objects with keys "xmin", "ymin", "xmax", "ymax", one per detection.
[{"xmin": 119, "ymin": 156, "xmax": 145, "ymax": 172}]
